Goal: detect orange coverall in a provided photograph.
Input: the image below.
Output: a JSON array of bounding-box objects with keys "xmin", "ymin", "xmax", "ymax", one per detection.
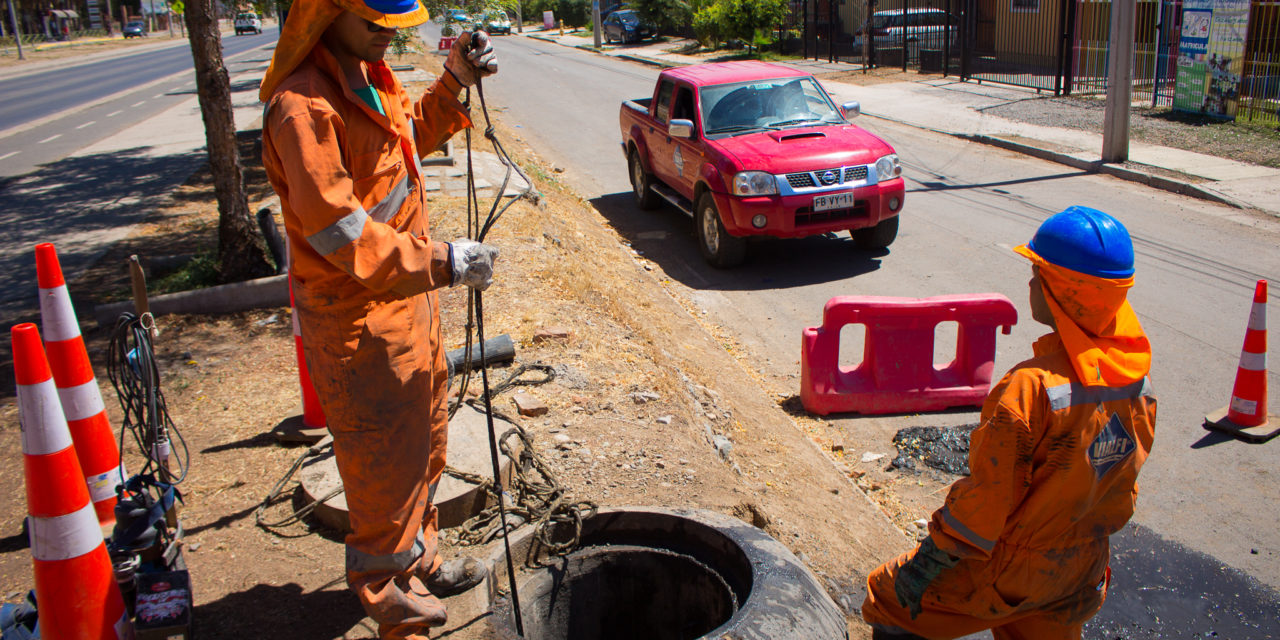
[
  {"xmin": 863, "ymin": 332, "xmax": 1157, "ymax": 640},
  {"xmin": 261, "ymin": 41, "xmax": 471, "ymax": 636}
]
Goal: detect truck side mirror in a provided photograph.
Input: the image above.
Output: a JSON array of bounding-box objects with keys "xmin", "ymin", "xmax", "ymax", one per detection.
[
  {"xmin": 668, "ymin": 119, "xmax": 694, "ymax": 139},
  {"xmin": 840, "ymin": 101, "xmax": 861, "ymax": 118}
]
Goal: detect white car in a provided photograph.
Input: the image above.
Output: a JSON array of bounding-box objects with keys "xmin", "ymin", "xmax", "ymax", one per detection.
[
  {"xmin": 234, "ymin": 12, "xmax": 262, "ymax": 35},
  {"xmin": 852, "ymin": 8, "xmax": 958, "ymax": 56}
]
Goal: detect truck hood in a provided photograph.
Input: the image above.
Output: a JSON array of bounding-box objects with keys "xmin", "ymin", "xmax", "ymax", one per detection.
[{"xmin": 711, "ymin": 124, "xmax": 894, "ymax": 173}]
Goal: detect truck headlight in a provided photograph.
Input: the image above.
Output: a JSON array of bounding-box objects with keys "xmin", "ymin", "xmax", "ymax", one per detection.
[
  {"xmin": 875, "ymin": 154, "xmax": 901, "ymax": 180},
  {"xmin": 732, "ymin": 171, "xmax": 777, "ymax": 196}
]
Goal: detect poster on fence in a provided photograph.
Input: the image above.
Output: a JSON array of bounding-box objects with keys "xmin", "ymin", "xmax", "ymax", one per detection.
[{"xmin": 1173, "ymin": 0, "xmax": 1249, "ymax": 120}]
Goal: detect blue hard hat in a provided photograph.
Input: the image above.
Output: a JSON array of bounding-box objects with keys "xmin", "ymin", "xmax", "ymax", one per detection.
[
  {"xmin": 363, "ymin": 0, "xmax": 420, "ymax": 15},
  {"xmin": 1027, "ymin": 206, "xmax": 1135, "ymax": 278}
]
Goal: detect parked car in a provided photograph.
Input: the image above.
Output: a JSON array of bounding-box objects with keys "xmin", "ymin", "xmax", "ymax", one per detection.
[
  {"xmin": 602, "ymin": 10, "xmax": 655, "ymax": 44},
  {"xmin": 480, "ymin": 9, "xmax": 511, "ymax": 35},
  {"xmin": 123, "ymin": 20, "xmax": 146, "ymax": 38},
  {"xmin": 619, "ymin": 61, "xmax": 904, "ymax": 267},
  {"xmin": 234, "ymin": 12, "xmax": 262, "ymax": 35},
  {"xmin": 852, "ymin": 8, "xmax": 958, "ymax": 56}
]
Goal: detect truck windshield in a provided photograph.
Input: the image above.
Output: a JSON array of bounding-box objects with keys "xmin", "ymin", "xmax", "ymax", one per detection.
[{"xmin": 701, "ymin": 77, "xmax": 842, "ymax": 135}]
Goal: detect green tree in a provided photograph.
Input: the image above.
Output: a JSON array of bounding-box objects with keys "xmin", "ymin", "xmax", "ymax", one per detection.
[
  {"xmin": 632, "ymin": 0, "xmax": 690, "ymax": 35},
  {"xmin": 691, "ymin": 0, "xmax": 725, "ymax": 48},
  {"xmin": 722, "ymin": 0, "xmax": 786, "ymax": 54}
]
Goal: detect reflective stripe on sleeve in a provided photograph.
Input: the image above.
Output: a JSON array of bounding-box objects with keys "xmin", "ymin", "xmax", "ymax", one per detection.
[
  {"xmin": 17, "ymin": 382, "xmax": 73, "ymax": 455},
  {"xmin": 56, "ymin": 379, "xmax": 105, "ymax": 422},
  {"xmin": 30, "ymin": 503, "xmax": 102, "ymax": 561},
  {"xmin": 940, "ymin": 505, "xmax": 996, "ymax": 553},
  {"xmin": 368, "ymin": 174, "xmax": 411, "ymax": 223},
  {"xmin": 346, "ymin": 534, "xmax": 424, "ymax": 574},
  {"xmin": 1046, "ymin": 377, "xmax": 1154, "ymax": 412},
  {"xmin": 37, "ymin": 286, "xmax": 81, "ymax": 342},
  {"xmin": 1239, "ymin": 351, "xmax": 1266, "ymax": 371},
  {"xmin": 307, "ymin": 208, "xmax": 369, "ymax": 256}
]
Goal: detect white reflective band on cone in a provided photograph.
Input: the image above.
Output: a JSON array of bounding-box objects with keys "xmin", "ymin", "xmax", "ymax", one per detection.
[
  {"xmin": 57, "ymin": 379, "xmax": 106, "ymax": 421},
  {"xmin": 1248, "ymin": 303, "xmax": 1266, "ymax": 331},
  {"xmin": 17, "ymin": 382, "xmax": 73, "ymax": 455},
  {"xmin": 37, "ymin": 286, "xmax": 82, "ymax": 342},
  {"xmin": 30, "ymin": 503, "xmax": 103, "ymax": 561},
  {"xmin": 87, "ymin": 464, "xmax": 128, "ymax": 503},
  {"xmin": 115, "ymin": 611, "xmax": 134, "ymax": 639},
  {"xmin": 1238, "ymin": 351, "xmax": 1267, "ymax": 372},
  {"xmin": 293, "ymin": 310, "xmax": 302, "ymax": 336}
]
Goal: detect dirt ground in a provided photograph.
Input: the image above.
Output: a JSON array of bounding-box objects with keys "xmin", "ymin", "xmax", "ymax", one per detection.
[{"xmin": 0, "ymin": 49, "xmax": 925, "ymax": 638}]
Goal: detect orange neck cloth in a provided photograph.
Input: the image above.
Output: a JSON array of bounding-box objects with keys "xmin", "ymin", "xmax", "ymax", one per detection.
[
  {"xmin": 259, "ymin": 0, "xmax": 343, "ymax": 102},
  {"xmin": 1015, "ymin": 245, "xmax": 1151, "ymax": 386}
]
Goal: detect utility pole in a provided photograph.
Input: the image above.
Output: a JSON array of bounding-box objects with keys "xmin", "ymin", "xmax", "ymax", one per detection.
[
  {"xmin": 6, "ymin": 0, "xmax": 24, "ymax": 59},
  {"xmin": 516, "ymin": 0, "xmax": 521, "ymax": 34},
  {"xmin": 591, "ymin": 0, "xmax": 600, "ymax": 47},
  {"xmin": 1101, "ymin": 0, "xmax": 1135, "ymax": 163}
]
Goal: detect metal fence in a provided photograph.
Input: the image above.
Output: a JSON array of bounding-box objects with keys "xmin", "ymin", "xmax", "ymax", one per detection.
[
  {"xmin": 1240, "ymin": 0, "xmax": 1280, "ymax": 122},
  {"xmin": 793, "ymin": 0, "xmax": 1279, "ymax": 122}
]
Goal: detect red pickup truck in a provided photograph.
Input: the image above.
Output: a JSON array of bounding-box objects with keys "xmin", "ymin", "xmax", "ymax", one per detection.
[{"xmin": 619, "ymin": 61, "xmax": 905, "ymax": 267}]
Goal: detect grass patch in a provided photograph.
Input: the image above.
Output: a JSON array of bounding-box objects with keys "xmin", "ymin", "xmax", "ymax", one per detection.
[{"xmin": 151, "ymin": 252, "xmax": 221, "ymax": 294}]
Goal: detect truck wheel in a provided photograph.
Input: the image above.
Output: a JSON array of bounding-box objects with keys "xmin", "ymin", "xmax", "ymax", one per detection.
[
  {"xmin": 851, "ymin": 215, "xmax": 898, "ymax": 250},
  {"xmin": 697, "ymin": 193, "xmax": 746, "ymax": 268},
  {"xmin": 629, "ymin": 151, "xmax": 661, "ymax": 211}
]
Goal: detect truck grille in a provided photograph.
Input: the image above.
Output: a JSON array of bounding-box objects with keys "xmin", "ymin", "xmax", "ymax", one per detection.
[
  {"xmin": 785, "ymin": 165, "xmax": 869, "ymax": 191},
  {"xmin": 795, "ymin": 200, "xmax": 870, "ymax": 227}
]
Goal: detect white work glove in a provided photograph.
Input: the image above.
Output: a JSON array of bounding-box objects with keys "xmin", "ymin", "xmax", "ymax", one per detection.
[
  {"xmin": 449, "ymin": 239, "xmax": 499, "ymax": 290},
  {"xmin": 445, "ymin": 30, "xmax": 498, "ymax": 87}
]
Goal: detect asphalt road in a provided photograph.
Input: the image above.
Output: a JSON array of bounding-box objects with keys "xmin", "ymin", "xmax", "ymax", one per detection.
[
  {"xmin": 0, "ymin": 30, "xmax": 278, "ymax": 178},
  {"xmin": 481, "ymin": 34, "xmax": 1280, "ymax": 637}
]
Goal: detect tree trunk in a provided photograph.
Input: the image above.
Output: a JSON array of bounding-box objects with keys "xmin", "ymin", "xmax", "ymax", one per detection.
[{"xmin": 184, "ymin": 0, "xmax": 275, "ymax": 283}]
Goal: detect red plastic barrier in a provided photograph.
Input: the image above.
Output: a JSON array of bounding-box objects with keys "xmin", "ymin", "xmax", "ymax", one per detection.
[
  {"xmin": 801, "ymin": 294, "xmax": 1018, "ymax": 416},
  {"xmin": 438, "ymin": 36, "xmax": 457, "ymax": 51}
]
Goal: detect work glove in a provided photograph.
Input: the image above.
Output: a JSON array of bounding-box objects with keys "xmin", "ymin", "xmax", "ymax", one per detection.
[
  {"xmin": 894, "ymin": 536, "xmax": 960, "ymax": 620},
  {"xmin": 449, "ymin": 239, "xmax": 499, "ymax": 291},
  {"xmin": 445, "ymin": 30, "xmax": 498, "ymax": 87}
]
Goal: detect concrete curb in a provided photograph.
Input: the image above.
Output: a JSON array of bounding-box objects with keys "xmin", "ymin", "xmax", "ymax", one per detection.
[
  {"xmin": 93, "ymin": 274, "xmax": 288, "ymax": 326},
  {"xmin": 526, "ymin": 34, "xmax": 1247, "ymax": 211}
]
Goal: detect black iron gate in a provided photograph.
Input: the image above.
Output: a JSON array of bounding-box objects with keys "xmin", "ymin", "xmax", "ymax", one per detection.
[{"xmin": 958, "ymin": 0, "xmax": 1072, "ymax": 93}]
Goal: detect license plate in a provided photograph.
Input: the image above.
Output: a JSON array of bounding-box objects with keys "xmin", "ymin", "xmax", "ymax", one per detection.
[{"xmin": 813, "ymin": 192, "xmax": 856, "ymax": 212}]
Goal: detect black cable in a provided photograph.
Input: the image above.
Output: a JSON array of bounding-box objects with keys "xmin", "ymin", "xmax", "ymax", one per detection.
[{"xmin": 106, "ymin": 312, "xmax": 190, "ymax": 486}]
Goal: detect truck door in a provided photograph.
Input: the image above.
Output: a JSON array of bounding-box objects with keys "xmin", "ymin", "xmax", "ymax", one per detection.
[
  {"xmin": 666, "ymin": 84, "xmax": 703, "ymax": 198},
  {"xmin": 647, "ymin": 79, "xmax": 678, "ymax": 186}
]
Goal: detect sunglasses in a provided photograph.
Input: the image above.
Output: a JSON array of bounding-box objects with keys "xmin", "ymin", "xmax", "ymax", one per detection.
[{"xmin": 365, "ymin": 19, "xmax": 397, "ymax": 33}]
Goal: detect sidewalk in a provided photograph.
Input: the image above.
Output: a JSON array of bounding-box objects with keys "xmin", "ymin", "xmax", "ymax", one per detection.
[{"xmin": 523, "ymin": 29, "xmax": 1280, "ymax": 218}]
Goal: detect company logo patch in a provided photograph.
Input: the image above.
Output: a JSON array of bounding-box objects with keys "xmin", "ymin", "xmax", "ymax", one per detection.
[
  {"xmin": 819, "ymin": 170, "xmax": 838, "ymax": 185},
  {"xmin": 1088, "ymin": 413, "xmax": 1135, "ymax": 477}
]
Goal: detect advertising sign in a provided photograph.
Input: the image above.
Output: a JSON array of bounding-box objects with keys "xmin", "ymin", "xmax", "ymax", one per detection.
[{"xmin": 1173, "ymin": 0, "xmax": 1250, "ymax": 119}]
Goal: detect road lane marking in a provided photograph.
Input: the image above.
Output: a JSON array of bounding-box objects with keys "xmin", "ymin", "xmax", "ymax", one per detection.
[
  {"xmin": 152, "ymin": 93, "xmax": 165, "ymax": 99},
  {"xmin": 0, "ymin": 151, "xmax": 18, "ymax": 160},
  {"xmin": 0, "ymin": 38, "xmax": 278, "ymax": 143},
  {"xmin": 76, "ymin": 120, "xmax": 96, "ymax": 130},
  {"xmin": 132, "ymin": 100, "xmax": 146, "ymax": 107},
  {"xmin": 107, "ymin": 110, "xmax": 122, "ymax": 117},
  {"xmin": 39, "ymin": 134, "xmax": 62, "ymax": 143}
]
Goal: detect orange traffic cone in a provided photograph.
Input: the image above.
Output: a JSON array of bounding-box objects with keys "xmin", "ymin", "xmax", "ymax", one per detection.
[
  {"xmin": 1204, "ymin": 279, "xmax": 1276, "ymax": 443},
  {"xmin": 35, "ymin": 243, "xmax": 127, "ymax": 526},
  {"xmin": 272, "ymin": 274, "xmax": 327, "ymax": 443},
  {"xmin": 12, "ymin": 323, "xmax": 132, "ymax": 640}
]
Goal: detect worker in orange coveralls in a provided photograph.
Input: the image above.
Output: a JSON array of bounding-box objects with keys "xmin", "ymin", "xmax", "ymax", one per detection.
[
  {"xmin": 258, "ymin": 0, "xmax": 498, "ymax": 637},
  {"xmin": 862, "ymin": 206, "xmax": 1157, "ymax": 640}
]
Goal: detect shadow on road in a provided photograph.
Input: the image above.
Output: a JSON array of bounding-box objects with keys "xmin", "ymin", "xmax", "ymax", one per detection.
[{"xmin": 589, "ymin": 191, "xmax": 887, "ymax": 292}]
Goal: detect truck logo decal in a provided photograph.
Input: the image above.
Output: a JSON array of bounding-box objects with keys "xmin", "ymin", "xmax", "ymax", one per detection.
[
  {"xmin": 820, "ymin": 170, "xmax": 838, "ymax": 185},
  {"xmin": 673, "ymin": 147, "xmax": 685, "ymax": 177}
]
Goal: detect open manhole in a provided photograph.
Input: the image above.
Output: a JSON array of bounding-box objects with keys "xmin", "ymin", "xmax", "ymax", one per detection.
[{"xmin": 481, "ymin": 507, "xmax": 847, "ymax": 640}]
